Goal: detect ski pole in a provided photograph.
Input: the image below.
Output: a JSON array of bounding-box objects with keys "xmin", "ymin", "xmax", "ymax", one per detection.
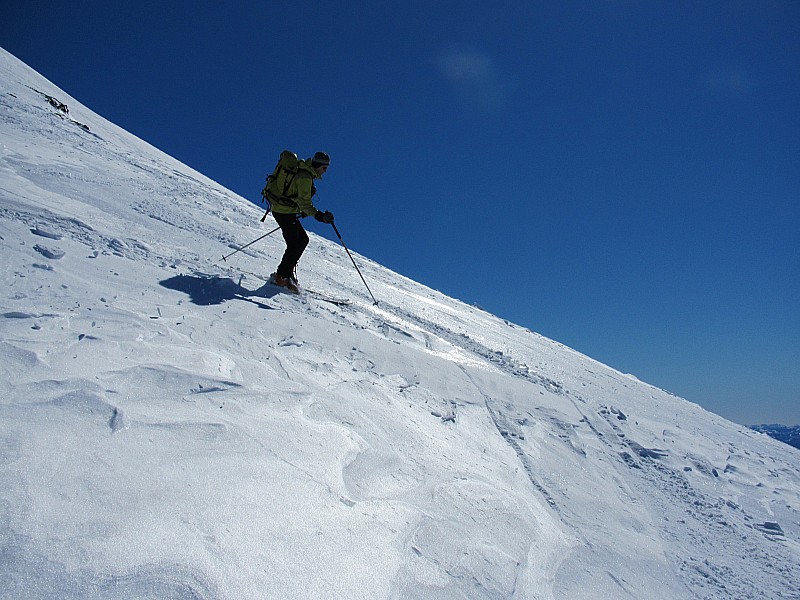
[
  {"xmin": 220, "ymin": 226, "xmax": 281, "ymax": 262},
  {"xmin": 330, "ymin": 222, "xmax": 378, "ymax": 305}
]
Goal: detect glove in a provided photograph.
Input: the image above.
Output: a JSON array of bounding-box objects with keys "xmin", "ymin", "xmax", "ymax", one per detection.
[{"xmin": 315, "ymin": 210, "xmax": 334, "ymax": 224}]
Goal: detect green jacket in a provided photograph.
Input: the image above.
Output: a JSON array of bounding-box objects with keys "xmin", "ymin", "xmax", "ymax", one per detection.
[{"xmin": 270, "ymin": 159, "xmax": 321, "ymax": 216}]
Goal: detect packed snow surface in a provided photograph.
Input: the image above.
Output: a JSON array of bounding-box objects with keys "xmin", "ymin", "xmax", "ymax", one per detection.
[{"xmin": 1, "ymin": 47, "xmax": 799, "ymax": 599}]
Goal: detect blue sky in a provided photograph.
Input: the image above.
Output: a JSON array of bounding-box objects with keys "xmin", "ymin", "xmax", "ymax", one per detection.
[{"xmin": 3, "ymin": 1, "xmax": 798, "ymax": 425}]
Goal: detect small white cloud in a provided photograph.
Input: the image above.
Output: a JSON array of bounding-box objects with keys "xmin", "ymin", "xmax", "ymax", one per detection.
[
  {"xmin": 437, "ymin": 48, "xmax": 493, "ymax": 84},
  {"xmin": 706, "ymin": 66, "xmax": 756, "ymax": 97},
  {"xmin": 436, "ymin": 46, "xmax": 509, "ymax": 109}
]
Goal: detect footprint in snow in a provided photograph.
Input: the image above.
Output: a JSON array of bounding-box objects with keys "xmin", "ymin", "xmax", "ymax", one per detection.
[{"xmin": 278, "ymin": 337, "xmax": 304, "ymax": 348}]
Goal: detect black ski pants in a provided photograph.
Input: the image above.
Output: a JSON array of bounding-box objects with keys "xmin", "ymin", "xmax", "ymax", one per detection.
[{"xmin": 273, "ymin": 212, "xmax": 309, "ymax": 278}]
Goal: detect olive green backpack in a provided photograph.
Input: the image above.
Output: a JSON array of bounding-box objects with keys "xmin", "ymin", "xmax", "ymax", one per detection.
[{"xmin": 261, "ymin": 150, "xmax": 301, "ymax": 209}]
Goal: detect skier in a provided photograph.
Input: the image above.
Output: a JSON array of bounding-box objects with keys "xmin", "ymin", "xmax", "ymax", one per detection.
[{"xmin": 269, "ymin": 151, "xmax": 334, "ymax": 293}]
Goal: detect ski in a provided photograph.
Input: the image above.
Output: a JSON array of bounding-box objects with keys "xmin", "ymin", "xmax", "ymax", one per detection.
[
  {"xmin": 304, "ymin": 289, "xmax": 351, "ymax": 306},
  {"xmin": 262, "ymin": 274, "xmax": 350, "ymax": 306}
]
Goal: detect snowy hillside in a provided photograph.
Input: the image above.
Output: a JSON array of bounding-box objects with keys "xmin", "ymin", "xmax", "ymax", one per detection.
[{"xmin": 1, "ymin": 47, "xmax": 799, "ymax": 600}]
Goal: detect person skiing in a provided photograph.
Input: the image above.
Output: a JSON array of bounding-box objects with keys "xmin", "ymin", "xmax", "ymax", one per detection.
[{"xmin": 268, "ymin": 151, "xmax": 334, "ymax": 293}]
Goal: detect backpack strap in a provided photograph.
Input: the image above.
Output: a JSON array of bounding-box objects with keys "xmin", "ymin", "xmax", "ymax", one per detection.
[{"xmin": 260, "ymin": 198, "xmax": 272, "ymax": 222}]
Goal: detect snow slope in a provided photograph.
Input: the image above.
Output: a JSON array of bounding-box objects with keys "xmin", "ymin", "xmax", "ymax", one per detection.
[{"xmin": 1, "ymin": 46, "xmax": 799, "ymax": 599}]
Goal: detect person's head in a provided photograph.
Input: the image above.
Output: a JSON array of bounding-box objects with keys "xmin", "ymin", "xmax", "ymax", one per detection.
[{"xmin": 311, "ymin": 151, "xmax": 330, "ymax": 176}]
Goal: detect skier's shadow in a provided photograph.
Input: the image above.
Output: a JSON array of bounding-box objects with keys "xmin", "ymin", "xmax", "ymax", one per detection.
[{"xmin": 160, "ymin": 274, "xmax": 279, "ymax": 309}]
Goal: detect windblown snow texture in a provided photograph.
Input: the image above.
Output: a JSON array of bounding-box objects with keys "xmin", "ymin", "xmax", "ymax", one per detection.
[{"xmin": 1, "ymin": 46, "xmax": 799, "ymax": 600}]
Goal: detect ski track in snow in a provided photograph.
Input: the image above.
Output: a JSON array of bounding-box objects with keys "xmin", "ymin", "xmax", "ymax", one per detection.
[{"xmin": 2, "ymin": 47, "xmax": 800, "ymax": 600}]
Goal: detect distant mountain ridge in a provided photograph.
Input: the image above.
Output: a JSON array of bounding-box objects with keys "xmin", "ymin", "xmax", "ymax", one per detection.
[{"xmin": 750, "ymin": 424, "xmax": 800, "ymax": 450}]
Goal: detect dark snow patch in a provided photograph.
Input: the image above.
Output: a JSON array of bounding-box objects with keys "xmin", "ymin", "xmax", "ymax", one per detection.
[
  {"xmin": 33, "ymin": 244, "xmax": 65, "ymax": 260},
  {"xmin": 30, "ymin": 225, "xmax": 62, "ymax": 240},
  {"xmin": 626, "ymin": 440, "xmax": 668, "ymax": 460},
  {"xmin": 108, "ymin": 407, "xmax": 128, "ymax": 433},
  {"xmin": 755, "ymin": 521, "xmax": 784, "ymax": 537}
]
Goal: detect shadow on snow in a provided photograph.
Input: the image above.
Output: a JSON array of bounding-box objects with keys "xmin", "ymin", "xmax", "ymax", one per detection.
[{"xmin": 160, "ymin": 274, "xmax": 280, "ymax": 309}]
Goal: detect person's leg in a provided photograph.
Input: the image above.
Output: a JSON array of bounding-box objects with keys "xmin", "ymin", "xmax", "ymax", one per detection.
[{"xmin": 273, "ymin": 212, "xmax": 309, "ymax": 279}]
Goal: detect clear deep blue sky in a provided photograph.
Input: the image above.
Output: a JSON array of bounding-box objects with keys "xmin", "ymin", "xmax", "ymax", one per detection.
[{"xmin": 3, "ymin": 1, "xmax": 798, "ymax": 425}]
